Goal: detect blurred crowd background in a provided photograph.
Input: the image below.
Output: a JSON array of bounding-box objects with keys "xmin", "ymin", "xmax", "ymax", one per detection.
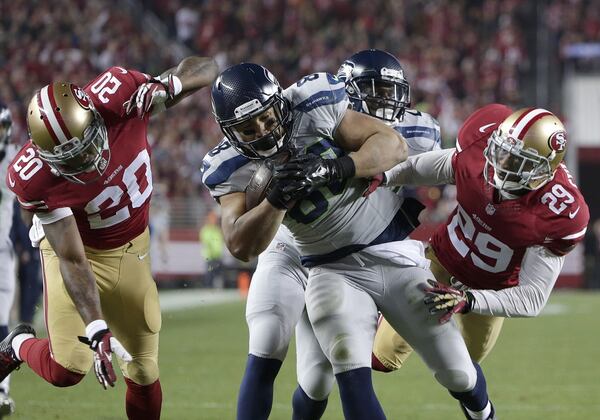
[{"xmin": 1, "ymin": 0, "xmax": 599, "ymax": 291}]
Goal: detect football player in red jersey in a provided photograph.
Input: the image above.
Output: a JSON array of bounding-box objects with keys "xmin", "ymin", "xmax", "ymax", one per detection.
[
  {"xmin": 371, "ymin": 105, "xmax": 589, "ymax": 415},
  {"xmin": 0, "ymin": 56, "xmax": 218, "ymax": 420}
]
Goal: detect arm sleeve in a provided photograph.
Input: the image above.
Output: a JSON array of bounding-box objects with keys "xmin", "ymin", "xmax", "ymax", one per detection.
[
  {"xmin": 384, "ymin": 148, "xmax": 455, "ymax": 187},
  {"xmin": 469, "ymin": 246, "xmax": 564, "ymax": 317}
]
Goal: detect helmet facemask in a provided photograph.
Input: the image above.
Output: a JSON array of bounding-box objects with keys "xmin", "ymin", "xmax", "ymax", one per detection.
[
  {"xmin": 347, "ymin": 68, "xmax": 410, "ymax": 124},
  {"xmin": 219, "ymin": 94, "xmax": 293, "ymax": 159},
  {"xmin": 37, "ymin": 109, "xmax": 110, "ymax": 184},
  {"xmin": 484, "ymin": 130, "xmax": 554, "ymax": 194}
]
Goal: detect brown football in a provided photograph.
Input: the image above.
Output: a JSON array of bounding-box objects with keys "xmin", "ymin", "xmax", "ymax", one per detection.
[{"xmin": 244, "ymin": 152, "xmax": 290, "ymax": 210}]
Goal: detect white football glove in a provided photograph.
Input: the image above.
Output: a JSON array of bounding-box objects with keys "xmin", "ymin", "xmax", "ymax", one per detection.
[
  {"xmin": 78, "ymin": 320, "xmax": 132, "ymax": 390},
  {"xmin": 124, "ymin": 74, "xmax": 181, "ymax": 118}
]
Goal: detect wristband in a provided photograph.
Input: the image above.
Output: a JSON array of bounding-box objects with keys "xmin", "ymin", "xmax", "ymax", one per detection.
[
  {"xmin": 85, "ymin": 319, "xmax": 108, "ymax": 340},
  {"xmin": 332, "ymin": 155, "xmax": 356, "ymax": 179}
]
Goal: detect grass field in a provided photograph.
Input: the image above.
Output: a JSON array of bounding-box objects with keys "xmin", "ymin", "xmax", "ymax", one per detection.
[{"xmin": 7, "ymin": 290, "xmax": 600, "ymax": 419}]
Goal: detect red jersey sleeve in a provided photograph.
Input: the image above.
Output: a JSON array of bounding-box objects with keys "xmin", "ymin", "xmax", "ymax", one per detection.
[
  {"xmin": 537, "ymin": 166, "xmax": 590, "ymax": 256},
  {"xmin": 455, "ymin": 104, "xmax": 513, "ymax": 153},
  {"xmin": 6, "ymin": 144, "xmax": 54, "ymax": 213},
  {"xmin": 84, "ymin": 67, "xmax": 152, "ymax": 122},
  {"xmin": 451, "ymin": 103, "xmax": 513, "ymax": 171}
]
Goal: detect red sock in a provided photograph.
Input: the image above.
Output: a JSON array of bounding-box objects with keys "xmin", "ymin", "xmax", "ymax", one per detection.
[
  {"xmin": 19, "ymin": 338, "xmax": 85, "ymax": 387},
  {"xmin": 125, "ymin": 377, "xmax": 162, "ymax": 420}
]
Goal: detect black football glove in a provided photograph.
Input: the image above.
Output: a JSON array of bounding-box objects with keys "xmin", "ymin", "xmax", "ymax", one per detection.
[
  {"xmin": 264, "ymin": 156, "xmax": 313, "ymax": 209},
  {"xmin": 284, "ymin": 154, "xmax": 356, "ymax": 193}
]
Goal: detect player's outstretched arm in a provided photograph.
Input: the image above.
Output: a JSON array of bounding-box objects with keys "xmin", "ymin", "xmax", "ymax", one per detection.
[
  {"xmin": 125, "ymin": 55, "xmax": 218, "ymax": 118},
  {"xmin": 159, "ymin": 55, "xmax": 219, "ymax": 109},
  {"xmin": 334, "ymin": 109, "xmax": 408, "ymax": 178},
  {"xmin": 385, "ymin": 148, "xmax": 456, "ymax": 187},
  {"xmin": 467, "ymin": 246, "xmax": 565, "ymax": 318}
]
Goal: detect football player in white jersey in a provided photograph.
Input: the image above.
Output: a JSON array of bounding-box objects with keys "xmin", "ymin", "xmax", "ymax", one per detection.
[
  {"xmin": 209, "ymin": 50, "xmax": 443, "ymax": 420},
  {"xmin": 0, "ymin": 102, "xmax": 17, "ymax": 418},
  {"xmin": 203, "ymin": 62, "xmax": 496, "ymax": 420}
]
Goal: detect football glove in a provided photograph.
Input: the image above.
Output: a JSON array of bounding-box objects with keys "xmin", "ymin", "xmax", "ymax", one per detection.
[
  {"xmin": 124, "ymin": 74, "xmax": 180, "ymax": 118},
  {"xmin": 423, "ymin": 279, "xmax": 474, "ymax": 324},
  {"xmin": 265, "ymin": 156, "xmax": 313, "ymax": 209},
  {"xmin": 78, "ymin": 320, "xmax": 132, "ymax": 390},
  {"xmin": 281, "ymin": 154, "xmax": 356, "ymax": 194}
]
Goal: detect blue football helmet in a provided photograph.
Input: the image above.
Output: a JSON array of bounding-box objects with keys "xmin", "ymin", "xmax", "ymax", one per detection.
[
  {"xmin": 0, "ymin": 102, "xmax": 12, "ymax": 157},
  {"xmin": 337, "ymin": 49, "xmax": 410, "ymax": 123},
  {"xmin": 211, "ymin": 63, "xmax": 293, "ymax": 159}
]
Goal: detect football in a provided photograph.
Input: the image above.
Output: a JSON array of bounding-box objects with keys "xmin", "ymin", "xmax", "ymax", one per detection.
[{"xmin": 244, "ymin": 152, "xmax": 290, "ymax": 210}]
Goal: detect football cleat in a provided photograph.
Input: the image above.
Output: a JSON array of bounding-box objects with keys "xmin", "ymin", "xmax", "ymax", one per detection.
[
  {"xmin": 0, "ymin": 391, "xmax": 15, "ymax": 418},
  {"xmin": 460, "ymin": 401, "xmax": 497, "ymax": 420},
  {"xmin": 0, "ymin": 324, "xmax": 36, "ymax": 383}
]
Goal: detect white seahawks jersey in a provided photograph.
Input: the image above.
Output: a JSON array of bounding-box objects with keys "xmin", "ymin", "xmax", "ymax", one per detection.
[
  {"xmin": 0, "ymin": 144, "xmax": 17, "ymax": 249},
  {"xmin": 202, "ymin": 72, "xmax": 402, "ymax": 263},
  {"xmin": 394, "ymin": 109, "xmax": 441, "ymax": 156}
]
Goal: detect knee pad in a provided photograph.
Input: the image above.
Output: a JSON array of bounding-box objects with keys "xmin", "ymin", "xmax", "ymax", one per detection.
[
  {"xmin": 124, "ymin": 358, "xmax": 159, "ymax": 386},
  {"xmin": 298, "ymin": 359, "xmax": 334, "ymax": 401},
  {"xmin": 247, "ymin": 310, "xmax": 292, "ymax": 360},
  {"xmin": 434, "ymin": 366, "xmax": 477, "ymax": 393}
]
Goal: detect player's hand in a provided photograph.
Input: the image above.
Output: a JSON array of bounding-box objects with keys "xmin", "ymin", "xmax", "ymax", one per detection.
[
  {"xmin": 124, "ymin": 74, "xmax": 177, "ymax": 118},
  {"xmin": 363, "ymin": 173, "xmax": 386, "ymax": 197},
  {"xmin": 281, "ymin": 154, "xmax": 355, "ymax": 194},
  {"xmin": 78, "ymin": 322, "xmax": 132, "ymax": 389},
  {"xmin": 265, "ymin": 156, "xmax": 312, "ymax": 209},
  {"xmin": 423, "ymin": 279, "xmax": 473, "ymax": 324}
]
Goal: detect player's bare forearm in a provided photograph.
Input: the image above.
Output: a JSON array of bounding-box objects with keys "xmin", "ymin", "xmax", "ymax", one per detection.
[
  {"xmin": 349, "ymin": 129, "xmax": 407, "ymax": 178},
  {"xmin": 42, "ymin": 216, "xmax": 104, "ymax": 323},
  {"xmin": 162, "ymin": 56, "xmax": 219, "ymax": 107},
  {"xmin": 220, "ymin": 192, "xmax": 285, "ymax": 261}
]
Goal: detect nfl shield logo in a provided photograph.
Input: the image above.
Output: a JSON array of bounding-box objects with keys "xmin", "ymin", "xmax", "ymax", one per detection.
[{"xmin": 485, "ymin": 203, "xmax": 496, "ymax": 215}]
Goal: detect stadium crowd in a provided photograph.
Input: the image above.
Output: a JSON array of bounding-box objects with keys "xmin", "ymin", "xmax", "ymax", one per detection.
[{"xmin": 0, "ymin": 0, "xmax": 598, "ymax": 216}]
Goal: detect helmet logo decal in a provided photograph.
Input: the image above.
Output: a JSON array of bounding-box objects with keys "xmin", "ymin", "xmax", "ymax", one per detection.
[
  {"xmin": 71, "ymin": 85, "xmax": 92, "ymax": 110},
  {"xmin": 548, "ymin": 131, "xmax": 566, "ymax": 152}
]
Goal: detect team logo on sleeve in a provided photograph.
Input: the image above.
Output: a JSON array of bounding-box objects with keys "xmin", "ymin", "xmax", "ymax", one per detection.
[
  {"xmin": 70, "ymin": 85, "xmax": 92, "ymax": 110},
  {"xmin": 548, "ymin": 131, "xmax": 566, "ymax": 152}
]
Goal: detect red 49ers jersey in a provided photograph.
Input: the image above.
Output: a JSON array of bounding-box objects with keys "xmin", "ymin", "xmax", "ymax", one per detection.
[
  {"xmin": 431, "ymin": 104, "xmax": 589, "ymax": 290},
  {"xmin": 6, "ymin": 67, "xmax": 154, "ymax": 249}
]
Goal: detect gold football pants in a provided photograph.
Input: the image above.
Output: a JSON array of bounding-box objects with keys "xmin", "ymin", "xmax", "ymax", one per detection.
[
  {"xmin": 40, "ymin": 228, "xmax": 161, "ymax": 385},
  {"xmin": 372, "ymin": 247, "xmax": 504, "ymax": 370}
]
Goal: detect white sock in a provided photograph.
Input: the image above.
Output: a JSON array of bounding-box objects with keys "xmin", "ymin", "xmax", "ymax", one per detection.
[
  {"xmin": 11, "ymin": 334, "xmax": 35, "ymax": 361},
  {"xmin": 465, "ymin": 401, "xmax": 492, "ymax": 419}
]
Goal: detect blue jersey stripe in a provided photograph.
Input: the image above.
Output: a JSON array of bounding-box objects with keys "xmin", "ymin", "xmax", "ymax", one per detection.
[
  {"xmin": 395, "ymin": 125, "xmax": 438, "ymax": 140},
  {"xmin": 295, "ymin": 87, "xmax": 347, "ymax": 113},
  {"xmin": 203, "ymin": 154, "xmax": 250, "ymax": 189}
]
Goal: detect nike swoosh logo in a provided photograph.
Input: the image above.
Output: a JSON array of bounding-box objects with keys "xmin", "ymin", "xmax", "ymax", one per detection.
[
  {"xmin": 569, "ymin": 207, "xmax": 580, "ymax": 219},
  {"xmin": 479, "ymin": 123, "xmax": 496, "ymax": 133},
  {"xmin": 7, "ymin": 172, "xmax": 15, "ymax": 188},
  {"xmin": 115, "ymin": 66, "xmax": 128, "ymax": 74},
  {"xmin": 137, "ymin": 252, "xmax": 149, "ymax": 260}
]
